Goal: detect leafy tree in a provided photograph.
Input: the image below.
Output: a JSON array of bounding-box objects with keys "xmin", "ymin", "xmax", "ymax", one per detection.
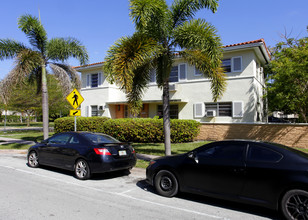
[
  {"xmin": 7, "ymin": 75, "xmax": 71, "ymax": 126},
  {"xmin": 103, "ymin": 0, "xmax": 226, "ymax": 155},
  {"xmin": 0, "ymin": 14, "xmax": 88, "ymax": 138},
  {"xmin": 266, "ymin": 29, "xmax": 308, "ymax": 123}
]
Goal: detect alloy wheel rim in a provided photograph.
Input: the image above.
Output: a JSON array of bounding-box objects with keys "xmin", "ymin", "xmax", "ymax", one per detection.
[
  {"xmin": 76, "ymin": 161, "xmax": 87, "ymax": 178},
  {"xmin": 160, "ymin": 176, "xmax": 173, "ymax": 191},
  {"xmin": 286, "ymin": 194, "xmax": 308, "ymax": 219},
  {"xmin": 29, "ymin": 153, "xmax": 38, "ymax": 166}
]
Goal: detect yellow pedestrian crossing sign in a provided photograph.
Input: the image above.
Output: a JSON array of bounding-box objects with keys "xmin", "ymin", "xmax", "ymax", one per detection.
[
  {"xmin": 66, "ymin": 89, "xmax": 84, "ymax": 109},
  {"xmin": 70, "ymin": 109, "xmax": 81, "ymax": 116}
]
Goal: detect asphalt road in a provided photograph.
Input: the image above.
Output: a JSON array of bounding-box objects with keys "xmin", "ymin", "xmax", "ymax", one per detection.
[{"xmin": 0, "ymin": 153, "xmax": 281, "ymax": 220}]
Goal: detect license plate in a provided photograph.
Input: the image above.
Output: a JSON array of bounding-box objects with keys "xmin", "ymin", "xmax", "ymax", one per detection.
[{"xmin": 118, "ymin": 150, "xmax": 127, "ymax": 156}]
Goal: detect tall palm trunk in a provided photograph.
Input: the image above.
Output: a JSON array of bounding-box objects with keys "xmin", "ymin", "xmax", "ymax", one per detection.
[
  {"xmin": 41, "ymin": 65, "xmax": 49, "ymax": 139},
  {"xmin": 163, "ymin": 80, "xmax": 171, "ymax": 155}
]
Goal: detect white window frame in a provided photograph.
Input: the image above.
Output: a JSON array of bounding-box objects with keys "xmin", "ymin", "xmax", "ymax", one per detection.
[
  {"xmin": 194, "ymin": 66, "xmax": 203, "ymax": 76},
  {"xmin": 222, "ymin": 56, "xmax": 242, "ymax": 73},
  {"xmin": 178, "ymin": 63, "xmax": 187, "ymax": 81},
  {"xmin": 86, "ymin": 72, "xmax": 103, "ymax": 88},
  {"xmin": 232, "ymin": 56, "xmax": 242, "ymax": 72},
  {"xmin": 194, "ymin": 103, "xmax": 205, "ymax": 118},
  {"xmin": 149, "ymin": 69, "xmax": 156, "ymax": 84},
  {"xmin": 169, "ymin": 63, "xmax": 187, "ymax": 83},
  {"xmin": 232, "ymin": 101, "xmax": 244, "ymax": 118}
]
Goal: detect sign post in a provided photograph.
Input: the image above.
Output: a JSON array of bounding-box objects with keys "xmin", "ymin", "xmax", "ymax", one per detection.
[{"xmin": 66, "ymin": 89, "xmax": 84, "ymax": 131}]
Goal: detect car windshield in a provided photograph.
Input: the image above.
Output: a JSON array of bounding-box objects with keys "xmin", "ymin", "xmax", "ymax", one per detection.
[{"xmin": 83, "ymin": 133, "xmax": 121, "ymax": 144}]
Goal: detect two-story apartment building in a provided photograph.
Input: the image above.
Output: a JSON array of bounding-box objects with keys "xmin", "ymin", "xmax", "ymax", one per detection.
[{"xmin": 74, "ymin": 39, "xmax": 270, "ymax": 123}]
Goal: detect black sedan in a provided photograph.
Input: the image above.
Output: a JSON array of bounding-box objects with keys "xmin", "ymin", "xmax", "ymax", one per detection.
[
  {"xmin": 146, "ymin": 140, "xmax": 308, "ymax": 219},
  {"xmin": 27, "ymin": 132, "xmax": 137, "ymax": 180}
]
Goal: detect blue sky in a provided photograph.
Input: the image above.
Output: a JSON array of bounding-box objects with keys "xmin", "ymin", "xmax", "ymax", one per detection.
[{"xmin": 0, "ymin": 0, "xmax": 307, "ymax": 80}]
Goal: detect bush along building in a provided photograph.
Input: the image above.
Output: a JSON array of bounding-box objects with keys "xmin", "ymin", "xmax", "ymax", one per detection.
[{"xmin": 74, "ymin": 39, "xmax": 270, "ymax": 123}]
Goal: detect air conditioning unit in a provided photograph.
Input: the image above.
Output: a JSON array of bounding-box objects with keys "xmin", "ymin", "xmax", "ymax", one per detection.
[
  {"xmin": 98, "ymin": 105, "xmax": 105, "ymax": 111},
  {"xmin": 169, "ymin": 84, "xmax": 177, "ymax": 91},
  {"xmin": 206, "ymin": 110, "xmax": 216, "ymax": 117}
]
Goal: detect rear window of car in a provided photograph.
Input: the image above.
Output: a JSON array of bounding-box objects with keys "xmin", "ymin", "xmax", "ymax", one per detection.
[{"xmin": 83, "ymin": 133, "xmax": 120, "ymax": 144}]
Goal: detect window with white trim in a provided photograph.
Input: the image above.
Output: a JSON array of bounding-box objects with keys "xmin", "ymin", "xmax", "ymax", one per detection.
[
  {"xmin": 194, "ymin": 67, "xmax": 203, "ymax": 76},
  {"xmin": 169, "ymin": 63, "xmax": 187, "ymax": 82},
  {"xmin": 222, "ymin": 56, "xmax": 242, "ymax": 73},
  {"xmin": 91, "ymin": 105, "xmax": 98, "ymax": 116},
  {"xmin": 149, "ymin": 69, "xmax": 156, "ymax": 84},
  {"xmin": 157, "ymin": 105, "xmax": 178, "ymax": 119},
  {"xmin": 86, "ymin": 73, "xmax": 102, "ymax": 88},
  {"xmin": 205, "ymin": 102, "xmax": 232, "ymax": 117}
]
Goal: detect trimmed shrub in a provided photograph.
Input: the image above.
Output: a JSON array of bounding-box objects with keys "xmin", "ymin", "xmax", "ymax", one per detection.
[
  {"xmin": 54, "ymin": 116, "xmax": 109, "ymax": 133},
  {"xmin": 54, "ymin": 117, "xmax": 200, "ymax": 143}
]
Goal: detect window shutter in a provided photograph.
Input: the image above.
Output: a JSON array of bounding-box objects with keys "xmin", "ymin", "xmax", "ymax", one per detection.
[
  {"xmin": 86, "ymin": 74, "xmax": 90, "ymax": 87},
  {"xmin": 232, "ymin": 57, "xmax": 242, "ymax": 72},
  {"xmin": 98, "ymin": 72, "xmax": 102, "ymax": 86},
  {"xmin": 86, "ymin": 106, "xmax": 89, "ymax": 117},
  {"xmin": 232, "ymin": 101, "xmax": 244, "ymax": 118},
  {"xmin": 179, "ymin": 64, "xmax": 186, "ymax": 80},
  {"xmin": 194, "ymin": 103, "xmax": 205, "ymax": 118}
]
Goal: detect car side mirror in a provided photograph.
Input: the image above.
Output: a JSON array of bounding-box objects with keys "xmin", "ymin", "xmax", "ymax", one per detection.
[{"xmin": 188, "ymin": 152, "xmax": 199, "ymax": 164}]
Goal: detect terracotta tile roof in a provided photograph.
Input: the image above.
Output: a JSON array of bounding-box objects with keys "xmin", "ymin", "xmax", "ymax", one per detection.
[
  {"xmin": 74, "ymin": 39, "xmax": 270, "ymax": 69},
  {"xmin": 73, "ymin": 61, "xmax": 104, "ymax": 69},
  {"xmin": 224, "ymin": 38, "xmax": 270, "ymax": 58}
]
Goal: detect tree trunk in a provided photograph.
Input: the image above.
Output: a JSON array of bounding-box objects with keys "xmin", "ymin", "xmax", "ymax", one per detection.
[
  {"xmin": 162, "ymin": 80, "xmax": 171, "ymax": 156},
  {"xmin": 41, "ymin": 65, "xmax": 49, "ymax": 140}
]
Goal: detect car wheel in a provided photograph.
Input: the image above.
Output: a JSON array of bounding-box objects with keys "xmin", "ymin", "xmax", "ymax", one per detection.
[
  {"xmin": 281, "ymin": 189, "xmax": 308, "ymax": 219},
  {"xmin": 154, "ymin": 170, "xmax": 178, "ymax": 197},
  {"xmin": 28, "ymin": 151, "xmax": 39, "ymax": 168},
  {"xmin": 74, "ymin": 159, "xmax": 91, "ymax": 180}
]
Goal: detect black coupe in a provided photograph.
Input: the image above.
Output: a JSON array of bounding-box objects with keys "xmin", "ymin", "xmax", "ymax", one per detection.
[
  {"xmin": 27, "ymin": 132, "xmax": 136, "ymax": 180},
  {"xmin": 146, "ymin": 140, "xmax": 308, "ymax": 219}
]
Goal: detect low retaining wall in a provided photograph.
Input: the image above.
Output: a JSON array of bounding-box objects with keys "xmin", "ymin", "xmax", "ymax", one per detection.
[{"xmin": 196, "ymin": 123, "xmax": 308, "ymax": 148}]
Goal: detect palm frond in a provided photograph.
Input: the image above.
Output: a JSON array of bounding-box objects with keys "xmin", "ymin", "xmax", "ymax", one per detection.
[
  {"xmin": 104, "ymin": 32, "xmax": 163, "ymax": 93},
  {"xmin": 126, "ymin": 64, "xmax": 152, "ymax": 115},
  {"xmin": 49, "ymin": 63, "xmax": 80, "ymax": 97},
  {"xmin": 173, "ymin": 19, "xmax": 225, "ymax": 101},
  {"xmin": 18, "ymin": 14, "xmax": 47, "ymax": 53},
  {"xmin": 0, "ymin": 39, "xmax": 27, "ymax": 60},
  {"xmin": 47, "ymin": 38, "xmax": 89, "ymax": 65},
  {"xmin": 130, "ymin": 0, "xmax": 171, "ymax": 41},
  {"xmin": 182, "ymin": 49, "xmax": 226, "ymax": 101},
  {"xmin": 171, "ymin": 0, "xmax": 219, "ymax": 27},
  {"xmin": 173, "ymin": 19, "xmax": 222, "ymax": 60},
  {"xmin": 8, "ymin": 49, "xmax": 42, "ymax": 86}
]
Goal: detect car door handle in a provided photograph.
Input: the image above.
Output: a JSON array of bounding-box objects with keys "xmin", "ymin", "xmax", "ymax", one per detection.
[{"xmin": 233, "ymin": 168, "xmax": 246, "ymax": 174}]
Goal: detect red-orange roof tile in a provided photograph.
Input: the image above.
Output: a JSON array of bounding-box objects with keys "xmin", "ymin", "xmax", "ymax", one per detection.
[{"xmin": 74, "ymin": 39, "xmax": 270, "ymax": 68}]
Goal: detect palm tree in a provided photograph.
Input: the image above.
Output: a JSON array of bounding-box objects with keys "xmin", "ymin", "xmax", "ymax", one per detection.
[
  {"xmin": 104, "ymin": 0, "xmax": 226, "ymax": 155},
  {"xmin": 0, "ymin": 14, "xmax": 88, "ymax": 139}
]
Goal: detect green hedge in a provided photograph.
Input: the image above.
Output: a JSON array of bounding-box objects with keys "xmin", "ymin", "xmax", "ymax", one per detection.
[
  {"xmin": 54, "ymin": 117, "xmax": 110, "ymax": 133},
  {"xmin": 54, "ymin": 117, "xmax": 200, "ymax": 143}
]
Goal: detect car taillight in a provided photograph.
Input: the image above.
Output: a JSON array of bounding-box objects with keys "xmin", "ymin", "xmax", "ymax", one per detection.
[
  {"xmin": 132, "ymin": 147, "xmax": 136, "ymax": 154},
  {"xmin": 94, "ymin": 148, "xmax": 111, "ymax": 155}
]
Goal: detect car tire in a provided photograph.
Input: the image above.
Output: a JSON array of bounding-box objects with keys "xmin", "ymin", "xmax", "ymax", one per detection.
[
  {"xmin": 74, "ymin": 159, "xmax": 91, "ymax": 180},
  {"xmin": 281, "ymin": 189, "xmax": 308, "ymax": 220},
  {"xmin": 27, "ymin": 151, "xmax": 39, "ymax": 168},
  {"xmin": 154, "ymin": 170, "xmax": 178, "ymax": 197}
]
